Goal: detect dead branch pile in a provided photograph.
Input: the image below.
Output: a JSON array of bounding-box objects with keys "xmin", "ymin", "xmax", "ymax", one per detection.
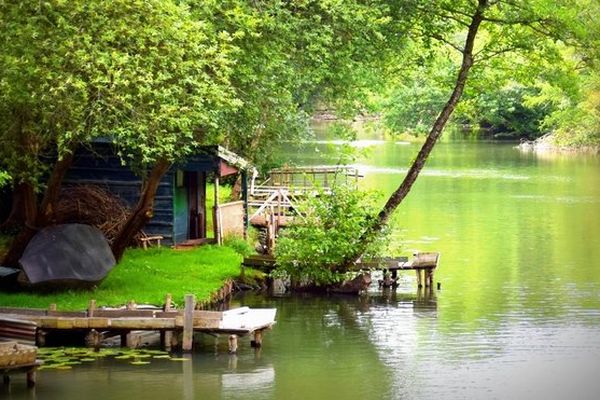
[{"xmin": 56, "ymin": 185, "xmax": 131, "ymax": 244}]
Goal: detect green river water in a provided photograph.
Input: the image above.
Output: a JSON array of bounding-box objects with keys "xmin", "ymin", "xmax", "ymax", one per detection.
[{"xmin": 4, "ymin": 137, "xmax": 600, "ymax": 400}]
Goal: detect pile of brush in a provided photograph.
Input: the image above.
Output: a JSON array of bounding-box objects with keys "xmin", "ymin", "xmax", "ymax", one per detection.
[{"xmin": 56, "ymin": 185, "xmax": 131, "ymax": 244}]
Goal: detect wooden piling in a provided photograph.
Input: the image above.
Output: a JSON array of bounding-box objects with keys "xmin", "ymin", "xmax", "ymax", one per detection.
[
  {"xmin": 86, "ymin": 329, "xmax": 102, "ymax": 350},
  {"xmin": 125, "ymin": 300, "xmax": 137, "ymax": 348},
  {"xmin": 251, "ymin": 329, "xmax": 263, "ymax": 348},
  {"xmin": 182, "ymin": 294, "xmax": 195, "ymax": 352},
  {"xmin": 88, "ymin": 300, "xmax": 96, "ymax": 318},
  {"xmin": 161, "ymin": 294, "xmax": 173, "ymax": 351},
  {"xmin": 26, "ymin": 369, "xmax": 36, "ymax": 388},
  {"xmin": 228, "ymin": 334, "xmax": 238, "ymax": 354},
  {"xmin": 35, "ymin": 330, "xmax": 46, "ymax": 347},
  {"xmin": 424, "ymin": 270, "xmax": 431, "ymax": 288}
]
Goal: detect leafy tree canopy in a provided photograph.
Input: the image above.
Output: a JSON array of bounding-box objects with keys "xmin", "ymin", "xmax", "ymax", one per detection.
[{"xmin": 0, "ymin": 0, "xmax": 239, "ymax": 186}]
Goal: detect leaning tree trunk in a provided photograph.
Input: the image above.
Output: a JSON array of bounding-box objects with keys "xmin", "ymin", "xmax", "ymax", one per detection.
[
  {"xmin": 2, "ymin": 152, "xmax": 75, "ymax": 267},
  {"xmin": 111, "ymin": 159, "xmax": 171, "ymax": 262},
  {"xmin": 341, "ymin": 0, "xmax": 489, "ymax": 269}
]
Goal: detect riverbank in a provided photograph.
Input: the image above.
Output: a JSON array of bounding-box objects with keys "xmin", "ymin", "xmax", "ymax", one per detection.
[
  {"xmin": 0, "ymin": 245, "xmax": 254, "ymax": 310},
  {"xmin": 518, "ymin": 133, "xmax": 600, "ymax": 155}
]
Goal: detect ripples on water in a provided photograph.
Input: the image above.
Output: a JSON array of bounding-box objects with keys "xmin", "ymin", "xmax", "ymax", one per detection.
[{"xmin": 5, "ymin": 142, "xmax": 600, "ymax": 400}]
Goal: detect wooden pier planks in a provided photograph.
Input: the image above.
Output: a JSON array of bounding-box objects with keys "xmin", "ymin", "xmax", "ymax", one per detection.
[
  {"xmin": 0, "ymin": 298, "xmax": 277, "ymax": 352},
  {"xmin": 0, "ymin": 311, "xmax": 274, "ymax": 332}
]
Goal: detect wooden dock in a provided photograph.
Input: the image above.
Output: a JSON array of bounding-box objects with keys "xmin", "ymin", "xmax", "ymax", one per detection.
[
  {"xmin": 0, "ymin": 294, "xmax": 276, "ymax": 353},
  {"xmin": 242, "ymin": 252, "xmax": 440, "ymax": 289},
  {"xmin": 1, "ymin": 340, "xmax": 41, "ymax": 388}
]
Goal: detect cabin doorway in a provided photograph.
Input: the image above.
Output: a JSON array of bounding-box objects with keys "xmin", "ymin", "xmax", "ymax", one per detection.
[
  {"xmin": 174, "ymin": 170, "xmax": 207, "ymax": 244},
  {"xmin": 186, "ymin": 171, "xmax": 206, "ymax": 240}
]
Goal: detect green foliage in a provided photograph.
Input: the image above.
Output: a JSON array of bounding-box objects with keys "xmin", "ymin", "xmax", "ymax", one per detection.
[
  {"xmin": 527, "ymin": 50, "xmax": 600, "ymax": 147},
  {"xmin": 465, "ymin": 85, "xmax": 549, "ymax": 139},
  {"xmin": 223, "ymin": 235, "xmax": 254, "ymax": 257},
  {"xmin": 0, "ymin": 0, "xmax": 238, "ymax": 189},
  {"xmin": 275, "ymin": 185, "xmax": 391, "ymax": 285},
  {"xmin": 380, "ymin": 0, "xmax": 599, "ymax": 145},
  {"xmin": 0, "ymin": 246, "xmax": 242, "ymax": 309},
  {"xmin": 195, "ymin": 0, "xmax": 403, "ymax": 169},
  {"xmin": 383, "ymin": 50, "xmax": 456, "ymax": 136},
  {"xmin": 0, "ymin": 170, "xmax": 9, "ymax": 188}
]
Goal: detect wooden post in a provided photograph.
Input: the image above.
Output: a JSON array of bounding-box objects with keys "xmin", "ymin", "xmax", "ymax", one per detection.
[
  {"xmin": 86, "ymin": 329, "xmax": 102, "ymax": 351},
  {"xmin": 182, "ymin": 294, "xmax": 195, "ymax": 352},
  {"xmin": 161, "ymin": 294, "xmax": 173, "ymax": 351},
  {"xmin": 214, "ymin": 176, "xmax": 221, "ymax": 244},
  {"xmin": 35, "ymin": 330, "xmax": 46, "ymax": 347},
  {"xmin": 415, "ymin": 269, "xmax": 421, "ymax": 288},
  {"xmin": 126, "ymin": 300, "xmax": 137, "ymax": 348},
  {"xmin": 251, "ymin": 329, "xmax": 263, "ymax": 348},
  {"xmin": 228, "ymin": 334, "xmax": 238, "ymax": 354},
  {"xmin": 426, "ymin": 269, "xmax": 434, "ymax": 288},
  {"xmin": 88, "ymin": 299, "xmax": 96, "ymax": 317},
  {"xmin": 26, "ymin": 368, "xmax": 36, "ymax": 388}
]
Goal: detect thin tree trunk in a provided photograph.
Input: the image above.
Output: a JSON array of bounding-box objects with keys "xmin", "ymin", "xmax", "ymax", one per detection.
[
  {"xmin": 111, "ymin": 159, "xmax": 171, "ymax": 262},
  {"xmin": 2, "ymin": 152, "xmax": 75, "ymax": 266},
  {"xmin": 341, "ymin": 0, "xmax": 489, "ymax": 269}
]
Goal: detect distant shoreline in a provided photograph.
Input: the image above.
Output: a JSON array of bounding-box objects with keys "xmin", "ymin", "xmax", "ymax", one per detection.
[{"xmin": 517, "ymin": 134, "xmax": 599, "ymax": 155}]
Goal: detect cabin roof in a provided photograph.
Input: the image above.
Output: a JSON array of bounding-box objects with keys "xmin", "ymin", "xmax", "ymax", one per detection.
[
  {"xmin": 176, "ymin": 145, "xmax": 252, "ymax": 176},
  {"xmin": 89, "ymin": 139, "xmax": 251, "ymax": 174}
]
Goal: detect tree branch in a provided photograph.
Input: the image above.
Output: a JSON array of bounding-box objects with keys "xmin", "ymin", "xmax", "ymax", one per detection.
[
  {"xmin": 430, "ymin": 33, "xmax": 465, "ymax": 53},
  {"xmin": 474, "ymin": 45, "xmax": 520, "ymax": 62}
]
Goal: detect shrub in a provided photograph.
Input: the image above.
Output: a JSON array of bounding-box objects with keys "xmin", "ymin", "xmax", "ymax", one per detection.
[{"xmin": 275, "ymin": 184, "xmax": 392, "ymax": 285}]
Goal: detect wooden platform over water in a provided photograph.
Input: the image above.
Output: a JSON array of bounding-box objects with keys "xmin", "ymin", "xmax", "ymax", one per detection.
[
  {"xmin": 0, "ymin": 340, "xmax": 41, "ymax": 388},
  {"xmin": 0, "ymin": 295, "xmax": 276, "ymax": 353},
  {"xmin": 242, "ymin": 252, "xmax": 440, "ymax": 288}
]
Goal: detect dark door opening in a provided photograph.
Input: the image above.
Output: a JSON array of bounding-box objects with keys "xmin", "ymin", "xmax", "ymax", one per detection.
[{"xmin": 186, "ymin": 171, "xmax": 206, "ymax": 240}]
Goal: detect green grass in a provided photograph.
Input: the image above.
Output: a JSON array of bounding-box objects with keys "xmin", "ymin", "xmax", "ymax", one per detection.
[{"xmin": 0, "ymin": 245, "xmax": 243, "ymax": 310}]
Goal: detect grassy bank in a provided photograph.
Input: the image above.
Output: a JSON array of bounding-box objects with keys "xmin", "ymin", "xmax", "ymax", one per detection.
[{"xmin": 0, "ymin": 245, "xmax": 244, "ymax": 310}]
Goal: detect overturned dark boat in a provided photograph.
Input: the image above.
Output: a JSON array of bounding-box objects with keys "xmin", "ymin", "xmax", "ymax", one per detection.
[{"xmin": 18, "ymin": 224, "xmax": 115, "ymax": 290}]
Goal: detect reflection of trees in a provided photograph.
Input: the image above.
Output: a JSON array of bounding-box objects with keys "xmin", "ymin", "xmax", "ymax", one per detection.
[{"xmin": 240, "ymin": 294, "xmax": 392, "ymax": 400}]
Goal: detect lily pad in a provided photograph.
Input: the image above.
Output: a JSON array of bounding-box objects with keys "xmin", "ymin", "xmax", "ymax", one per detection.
[
  {"xmin": 130, "ymin": 361, "xmax": 151, "ymax": 366},
  {"xmin": 114, "ymin": 355, "xmax": 134, "ymax": 360}
]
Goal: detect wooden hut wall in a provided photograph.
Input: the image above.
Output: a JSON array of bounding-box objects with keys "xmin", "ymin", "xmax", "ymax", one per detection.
[{"xmin": 65, "ymin": 144, "xmax": 175, "ymax": 244}]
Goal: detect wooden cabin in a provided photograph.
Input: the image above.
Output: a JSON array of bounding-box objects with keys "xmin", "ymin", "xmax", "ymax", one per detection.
[{"xmin": 65, "ymin": 142, "xmax": 252, "ymax": 246}]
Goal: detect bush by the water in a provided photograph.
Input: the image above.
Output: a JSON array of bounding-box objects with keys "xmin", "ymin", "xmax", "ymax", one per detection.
[{"xmin": 275, "ymin": 185, "xmax": 392, "ymax": 285}]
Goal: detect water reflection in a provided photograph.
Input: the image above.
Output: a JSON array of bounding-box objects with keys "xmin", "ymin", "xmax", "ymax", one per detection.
[{"xmin": 5, "ymin": 136, "xmax": 600, "ymax": 399}]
